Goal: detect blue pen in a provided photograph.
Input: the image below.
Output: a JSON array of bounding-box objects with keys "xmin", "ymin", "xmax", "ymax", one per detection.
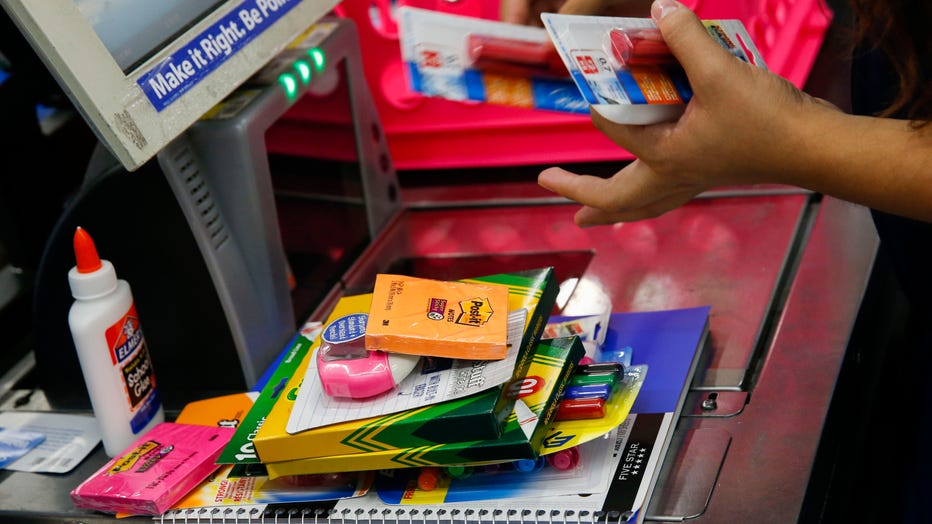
[{"xmin": 563, "ymin": 383, "xmax": 612, "ymax": 400}]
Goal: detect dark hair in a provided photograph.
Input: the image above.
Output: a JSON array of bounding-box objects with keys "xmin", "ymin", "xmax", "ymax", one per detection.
[{"xmin": 850, "ymin": 0, "xmax": 932, "ymax": 121}]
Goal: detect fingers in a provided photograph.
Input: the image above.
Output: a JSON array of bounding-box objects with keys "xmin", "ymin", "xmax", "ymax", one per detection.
[
  {"xmin": 538, "ymin": 166, "xmax": 614, "ymax": 206},
  {"xmin": 558, "ymin": 0, "xmax": 613, "ymax": 16},
  {"xmin": 574, "ymin": 188, "xmax": 699, "ymax": 225},
  {"xmin": 589, "ymin": 105, "xmax": 673, "ymax": 160},
  {"xmin": 538, "ymin": 161, "xmax": 706, "ymax": 226},
  {"xmin": 500, "ymin": 0, "xmax": 532, "ymax": 24},
  {"xmin": 649, "ymin": 0, "xmax": 737, "ymax": 84}
]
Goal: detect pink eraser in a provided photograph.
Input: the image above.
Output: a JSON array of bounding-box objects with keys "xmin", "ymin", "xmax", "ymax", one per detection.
[
  {"xmin": 317, "ymin": 345, "xmax": 421, "ymax": 399},
  {"xmin": 70, "ymin": 422, "xmax": 235, "ymax": 516},
  {"xmin": 318, "ymin": 347, "xmax": 397, "ymax": 398}
]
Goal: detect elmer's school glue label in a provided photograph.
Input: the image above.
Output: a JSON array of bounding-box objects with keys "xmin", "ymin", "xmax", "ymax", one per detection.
[{"xmin": 67, "ymin": 227, "xmax": 164, "ymax": 457}]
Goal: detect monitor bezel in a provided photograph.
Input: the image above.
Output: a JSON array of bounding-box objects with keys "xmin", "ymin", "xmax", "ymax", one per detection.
[{"xmin": 1, "ymin": 0, "xmax": 340, "ymax": 171}]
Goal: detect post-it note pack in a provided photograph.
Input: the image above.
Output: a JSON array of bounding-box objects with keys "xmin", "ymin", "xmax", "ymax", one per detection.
[{"xmin": 365, "ymin": 274, "xmax": 511, "ymax": 360}]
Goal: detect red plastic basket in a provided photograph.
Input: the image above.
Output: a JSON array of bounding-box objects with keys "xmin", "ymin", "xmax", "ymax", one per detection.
[{"xmin": 275, "ymin": 0, "xmax": 832, "ymax": 170}]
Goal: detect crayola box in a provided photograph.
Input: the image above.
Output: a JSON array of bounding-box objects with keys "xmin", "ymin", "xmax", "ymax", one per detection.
[
  {"xmin": 252, "ymin": 267, "xmax": 558, "ymax": 464},
  {"xmin": 263, "ymin": 335, "xmax": 585, "ymax": 477},
  {"xmin": 216, "ymin": 320, "xmax": 323, "ymax": 465}
]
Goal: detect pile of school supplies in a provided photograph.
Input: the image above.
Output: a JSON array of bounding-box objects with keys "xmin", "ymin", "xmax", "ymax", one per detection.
[
  {"xmin": 251, "ymin": 267, "xmax": 569, "ymax": 474},
  {"xmin": 72, "ymin": 267, "xmax": 659, "ymax": 518},
  {"xmin": 158, "ymin": 302, "xmax": 707, "ymax": 523},
  {"xmin": 236, "ymin": 267, "xmax": 647, "ymax": 480}
]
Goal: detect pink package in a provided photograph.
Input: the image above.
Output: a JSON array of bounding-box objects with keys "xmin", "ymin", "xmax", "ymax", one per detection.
[{"xmin": 70, "ymin": 422, "xmax": 235, "ymax": 516}]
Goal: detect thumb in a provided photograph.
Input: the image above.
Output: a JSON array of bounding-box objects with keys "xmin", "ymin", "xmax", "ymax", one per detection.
[{"xmin": 650, "ymin": 0, "xmax": 735, "ymax": 84}]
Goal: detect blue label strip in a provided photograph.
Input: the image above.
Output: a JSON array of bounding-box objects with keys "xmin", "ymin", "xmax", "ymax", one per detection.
[{"xmin": 137, "ymin": 0, "xmax": 301, "ymax": 112}]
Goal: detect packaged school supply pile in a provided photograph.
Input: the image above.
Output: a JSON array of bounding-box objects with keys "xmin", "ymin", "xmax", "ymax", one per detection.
[
  {"xmin": 160, "ymin": 303, "xmax": 709, "ymax": 523},
  {"xmin": 252, "ymin": 267, "xmax": 565, "ymax": 469},
  {"xmin": 68, "ymin": 262, "xmax": 709, "ymax": 523}
]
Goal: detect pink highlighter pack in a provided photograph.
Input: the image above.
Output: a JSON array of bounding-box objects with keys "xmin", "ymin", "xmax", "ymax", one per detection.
[{"xmin": 70, "ymin": 422, "xmax": 235, "ymax": 516}]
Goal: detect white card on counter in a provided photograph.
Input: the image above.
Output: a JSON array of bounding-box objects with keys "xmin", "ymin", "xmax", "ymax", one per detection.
[{"xmin": 0, "ymin": 411, "xmax": 101, "ymax": 473}]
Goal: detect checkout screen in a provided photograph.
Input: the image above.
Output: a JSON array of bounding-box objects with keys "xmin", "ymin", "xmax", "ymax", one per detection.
[{"xmin": 75, "ymin": 0, "xmax": 225, "ymax": 72}]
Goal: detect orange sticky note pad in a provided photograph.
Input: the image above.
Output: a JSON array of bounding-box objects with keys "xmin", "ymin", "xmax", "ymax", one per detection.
[{"xmin": 365, "ymin": 274, "xmax": 510, "ymax": 360}]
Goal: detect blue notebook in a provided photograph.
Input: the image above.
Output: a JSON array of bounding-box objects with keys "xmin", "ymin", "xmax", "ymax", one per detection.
[{"xmin": 598, "ymin": 306, "xmax": 711, "ymax": 523}]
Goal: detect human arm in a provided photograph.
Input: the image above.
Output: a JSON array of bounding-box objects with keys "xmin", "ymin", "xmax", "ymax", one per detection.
[{"xmin": 537, "ymin": 0, "xmax": 932, "ymax": 225}]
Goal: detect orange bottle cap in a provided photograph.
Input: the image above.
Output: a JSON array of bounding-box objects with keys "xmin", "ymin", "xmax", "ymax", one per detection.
[{"xmin": 73, "ymin": 227, "xmax": 103, "ymax": 273}]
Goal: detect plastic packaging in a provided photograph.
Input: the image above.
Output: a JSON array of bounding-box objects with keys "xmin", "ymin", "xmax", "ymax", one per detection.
[
  {"xmin": 279, "ymin": 0, "xmax": 832, "ymax": 170},
  {"xmin": 542, "ymin": 14, "xmax": 766, "ymax": 125},
  {"xmin": 605, "ymin": 27, "xmax": 675, "ymax": 68},
  {"xmin": 466, "ymin": 33, "xmax": 568, "ymax": 78},
  {"xmin": 67, "ymin": 227, "xmax": 164, "ymax": 457},
  {"xmin": 316, "ymin": 313, "xmax": 421, "ymax": 399}
]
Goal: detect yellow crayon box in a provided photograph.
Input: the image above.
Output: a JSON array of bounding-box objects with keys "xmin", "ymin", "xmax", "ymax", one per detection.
[
  {"xmin": 253, "ymin": 268, "xmax": 558, "ymax": 464},
  {"xmin": 264, "ymin": 335, "xmax": 586, "ymax": 478}
]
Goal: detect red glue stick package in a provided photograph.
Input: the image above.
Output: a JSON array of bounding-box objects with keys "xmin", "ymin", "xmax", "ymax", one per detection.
[
  {"xmin": 467, "ymin": 33, "xmax": 568, "ymax": 78},
  {"xmin": 70, "ymin": 422, "xmax": 234, "ymax": 516},
  {"xmin": 542, "ymin": 13, "xmax": 766, "ymax": 124},
  {"xmin": 605, "ymin": 27, "xmax": 675, "ymax": 68}
]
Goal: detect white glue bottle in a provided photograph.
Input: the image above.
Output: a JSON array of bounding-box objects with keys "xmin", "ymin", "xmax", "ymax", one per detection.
[{"xmin": 67, "ymin": 226, "xmax": 164, "ymax": 456}]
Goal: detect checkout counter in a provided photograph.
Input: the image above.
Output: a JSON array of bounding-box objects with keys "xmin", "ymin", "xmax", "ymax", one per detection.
[{"xmin": 0, "ymin": 1, "xmax": 904, "ymax": 522}]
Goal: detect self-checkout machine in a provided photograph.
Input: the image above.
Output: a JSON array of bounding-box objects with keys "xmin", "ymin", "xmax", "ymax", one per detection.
[{"xmin": 0, "ymin": 0, "xmax": 882, "ymax": 522}]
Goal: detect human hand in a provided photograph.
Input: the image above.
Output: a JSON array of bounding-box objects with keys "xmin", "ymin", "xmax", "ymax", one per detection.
[
  {"xmin": 537, "ymin": 0, "xmax": 840, "ymax": 226},
  {"xmin": 500, "ymin": 0, "xmax": 651, "ymax": 27}
]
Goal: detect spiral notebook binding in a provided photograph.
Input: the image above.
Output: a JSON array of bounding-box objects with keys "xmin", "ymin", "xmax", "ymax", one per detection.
[{"xmin": 158, "ymin": 507, "xmax": 635, "ymax": 524}]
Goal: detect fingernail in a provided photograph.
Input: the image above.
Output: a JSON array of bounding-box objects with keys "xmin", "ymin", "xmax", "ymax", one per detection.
[
  {"xmin": 537, "ymin": 169, "xmax": 562, "ymax": 190},
  {"xmin": 651, "ymin": 0, "xmax": 680, "ymax": 21}
]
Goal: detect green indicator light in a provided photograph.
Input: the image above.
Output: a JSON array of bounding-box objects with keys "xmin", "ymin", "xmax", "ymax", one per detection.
[
  {"xmin": 308, "ymin": 48, "xmax": 325, "ymax": 71},
  {"xmin": 278, "ymin": 73, "xmax": 298, "ymax": 100},
  {"xmin": 293, "ymin": 60, "xmax": 311, "ymax": 84}
]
